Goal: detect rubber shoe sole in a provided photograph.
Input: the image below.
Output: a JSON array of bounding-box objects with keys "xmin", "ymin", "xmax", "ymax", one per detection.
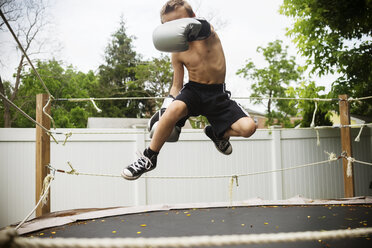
[{"xmin": 121, "ymin": 166, "xmax": 156, "ymax": 181}]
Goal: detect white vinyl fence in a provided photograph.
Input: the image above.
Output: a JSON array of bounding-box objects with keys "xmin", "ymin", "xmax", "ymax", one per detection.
[{"xmin": 0, "ymin": 127, "xmax": 371, "ymax": 228}]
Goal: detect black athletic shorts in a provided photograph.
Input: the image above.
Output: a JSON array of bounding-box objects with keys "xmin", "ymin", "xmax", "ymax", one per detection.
[{"xmin": 175, "ymin": 81, "xmax": 250, "ymax": 137}]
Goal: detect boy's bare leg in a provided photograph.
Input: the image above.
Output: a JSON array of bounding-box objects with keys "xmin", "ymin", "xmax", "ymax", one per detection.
[
  {"xmin": 122, "ymin": 100, "xmax": 188, "ymax": 180},
  {"xmin": 223, "ymin": 117, "xmax": 257, "ymax": 139},
  {"xmin": 150, "ymin": 100, "xmax": 188, "ymax": 152}
]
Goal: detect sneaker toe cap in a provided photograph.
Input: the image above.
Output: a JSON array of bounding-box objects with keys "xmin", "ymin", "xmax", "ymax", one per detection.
[
  {"xmin": 121, "ymin": 169, "xmax": 134, "ymax": 178},
  {"xmin": 225, "ymin": 145, "xmax": 232, "ymax": 155}
]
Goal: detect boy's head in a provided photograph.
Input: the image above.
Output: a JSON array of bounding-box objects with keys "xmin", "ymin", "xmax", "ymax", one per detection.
[{"xmin": 160, "ymin": 0, "xmax": 195, "ymax": 23}]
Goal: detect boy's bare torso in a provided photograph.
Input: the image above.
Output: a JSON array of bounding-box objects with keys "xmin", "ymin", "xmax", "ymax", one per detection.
[{"xmin": 172, "ymin": 28, "xmax": 226, "ymax": 85}]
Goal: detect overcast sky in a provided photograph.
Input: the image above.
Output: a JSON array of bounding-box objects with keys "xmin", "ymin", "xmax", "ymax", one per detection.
[{"xmin": 0, "ymin": 0, "xmax": 335, "ymax": 112}]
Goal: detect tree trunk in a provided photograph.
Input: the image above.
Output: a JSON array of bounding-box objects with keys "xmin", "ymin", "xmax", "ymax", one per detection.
[
  {"xmin": 11, "ymin": 55, "xmax": 25, "ymax": 101},
  {"xmin": 3, "ymin": 105, "xmax": 11, "ymax": 127},
  {"xmin": 268, "ymin": 91, "xmax": 272, "ymax": 115},
  {"xmin": 1, "ymin": 55, "xmax": 25, "ymax": 127}
]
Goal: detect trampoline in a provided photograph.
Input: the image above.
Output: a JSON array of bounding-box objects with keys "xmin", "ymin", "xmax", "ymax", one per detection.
[{"xmin": 5, "ymin": 197, "xmax": 371, "ymax": 247}]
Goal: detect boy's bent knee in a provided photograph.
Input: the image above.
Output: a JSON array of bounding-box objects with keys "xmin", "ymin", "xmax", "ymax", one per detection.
[
  {"xmin": 242, "ymin": 126, "xmax": 256, "ymax": 138},
  {"xmin": 240, "ymin": 118, "xmax": 257, "ymax": 138}
]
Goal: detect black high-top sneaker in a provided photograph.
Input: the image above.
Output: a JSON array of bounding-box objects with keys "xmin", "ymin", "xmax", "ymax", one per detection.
[
  {"xmin": 121, "ymin": 148, "xmax": 158, "ymax": 180},
  {"xmin": 204, "ymin": 125, "xmax": 232, "ymax": 155}
]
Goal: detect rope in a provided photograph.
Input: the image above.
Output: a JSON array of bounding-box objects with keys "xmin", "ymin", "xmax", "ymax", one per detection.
[
  {"xmin": 56, "ymin": 96, "xmax": 166, "ymax": 101},
  {"xmin": 229, "ymin": 175, "xmax": 239, "ymax": 205},
  {"xmin": 0, "ymin": 228, "xmax": 18, "ymax": 248},
  {"xmin": 310, "ymin": 101, "xmax": 318, "ymax": 128},
  {"xmin": 0, "ymin": 92, "xmax": 48, "ymax": 133},
  {"xmin": 146, "ymin": 153, "xmax": 340, "ymax": 179},
  {"xmin": 0, "ymin": 92, "xmax": 60, "ymax": 144},
  {"xmin": 1, "ymin": 227, "xmax": 371, "ymax": 248},
  {"xmin": 15, "ymin": 172, "xmax": 55, "ymax": 230},
  {"xmin": 340, "ymin": 154, "xmax": 372, "ymax": 177},
  {"xmin": 346, "ymin": 156, "xmax": 354, "ymax": 178},
  {"xmin": 354, "ymin": 159, "xmax": 372, "ymax": 166},
  {"xmin": 56, "ymin": 121, "xmax": 372, "ymax": 147},
  {"xmin": 269, "ymin": 123, "xmax": 372, "ymax": 130},
  {"xmin": 52, "ymin": 152, "xmax": 340, "ymax": 180},
  {"xmin": 0, "ymin": 92, "xmax": 49, "ymax": 133},
  {"xmin": 55, "ymin": 96, "xmax": 339, "ymax": 102},
  {"xmin": 0, "ymin": 9, "xmax": 53, "ymax": 99},
  {"xmin": 308, "ymin": 101, "xmax": 321, "ymax": 146},
  {"xmin": 55, "ymin": 162, "xmax": 122, "ymax": 178},
  {"xmin": 89, "ymin": 98, "xmax": 102, "ymax": 113},
  {"xmin": 355, "ymin": 124, "xmax": 364, "ymax": 142},
  {"xmin": 53, "ymin": 95, "xmax": 372, "ymax": 103},
  {"xmin": 51, "ymin": 154, "xmax": 340, "ymax": 205},
  {"xmin": 348, "ymin": 95, "xmax": 372, "ymax": 101},
  {"xmin": 58, "ymin": 123, "xmax": 372, "ymax": 137},
  {"xmin": 49, "ymin": 154, "xmax": 372, "ymax": 199},
  {"xmin": 42, "ymin": 97, "xmax": 56, "ymax": 130},
  {"xmin": 0, "ymin": 8, "xmax": 57, "ymax": 129}
]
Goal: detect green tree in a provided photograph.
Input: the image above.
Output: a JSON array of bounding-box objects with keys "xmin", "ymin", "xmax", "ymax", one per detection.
[
  {"xmin": 237, "ymin": 40, "xmax": 303, "ymax": 127},
  {"xmin": 135, "ymin": 55, "xmax": 172, "ymax": 98},
  {"xmin": 97, "ymin": 18, "xmax": 150, "ymax": 118},
  {"xmin": 280, "ymin": 0, "xmax": 372, "ymax": 117},
  {"xmin": 287, "ymin": 81, "xmax": 333, "ymax": 127},
  {"xmin": 7, "ymin": 59, "xmax": 99, "ymax": 128},
  {"xmin": 135, "ymin": 54, "xmax": 173, "ymax": 113}
]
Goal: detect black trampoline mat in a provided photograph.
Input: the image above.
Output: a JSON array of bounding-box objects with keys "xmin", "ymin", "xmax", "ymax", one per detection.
[{"xmin": 26, "ymin": 204, "xmax": 372, "ymax": 248}]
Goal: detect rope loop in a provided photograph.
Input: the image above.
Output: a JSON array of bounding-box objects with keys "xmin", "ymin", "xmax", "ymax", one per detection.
[
  {"xmin": 355, "ymin": 124, "xmax": 364, "ymax": 142},
  {"xmin": 90, "ymin": 98, "xmax": 102, "ymax": 113},
  {"xmin": 41, "ymin": 174, "xmax": 54, "ymax": 206},
  {"xmin": 15, "ymin": 172, "xmax": 55, "ymax": 230},
  {"xmin": 326, "ymin": 152, "xmax": 338, "ymax": 162},
  {"xmin": 67, "ymin": 162, "xmax": 79, "ymax": 175},
  {"xmin": 43, "ymin": 96, "xmax": 56, "ymax": 130},
  {"xmin": 63, "ymin": 132, "xmax": 73, "ymax": 145},
  {"xmin": 46, "ymin": 131, "xmax": 59, "ymax": 144},
  {"xmin": 316, "ymin": 130, "xmax": 320, "ymax": 146},
  {"xmin": 229, "ymin": 175, "xmax": 239, "ymax": 204},
  {"xmin": 232, "ymin": 175, "xmax": 239, "ymax": 187},
  {"xmin": 341, "ymin": 152, "xmax": 354, "ymax": 178},
  {"xmin": 310, "ymin": 101, "xmax": 318, "ymax": 128},
  {"xmin": 346, "ymin": 156, "xmax": 355, "ymax": 178}
]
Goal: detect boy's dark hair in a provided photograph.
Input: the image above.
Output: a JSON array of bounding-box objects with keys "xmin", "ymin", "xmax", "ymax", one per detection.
[{"xmin": 160, "ymin": 0, "xmax": 194, "ymax": 23}]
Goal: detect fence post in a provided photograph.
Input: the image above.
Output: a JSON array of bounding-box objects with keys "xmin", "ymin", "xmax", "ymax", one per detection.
[
  {"xmin": 271, "ymin": 126, "xmax": 283, "ymax": 200},
  {"xmin": 338, "ymin": 94, "xmax": 355, "ymax": 197},
  {"xmin": 35, "ymin": 94, "xmax": 51, "ymax": 217},
  {"xmin": 134, "ymin": 130, "xmax": 147, "ymax": 205}
]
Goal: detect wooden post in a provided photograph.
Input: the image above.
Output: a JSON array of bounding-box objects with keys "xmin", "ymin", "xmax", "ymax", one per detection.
[
  {"xmin": 338, "ymin": 94, "xmax": 354, "ymax": 197},
  {"xmin": 36, "ymin": 93, "xmax": 51, "ymax": 217}
]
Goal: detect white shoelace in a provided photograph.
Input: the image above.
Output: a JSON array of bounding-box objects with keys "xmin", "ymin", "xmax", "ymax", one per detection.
[{"xmin": 129, "ymin": 151, "xmax": 153, "ymax": 172}]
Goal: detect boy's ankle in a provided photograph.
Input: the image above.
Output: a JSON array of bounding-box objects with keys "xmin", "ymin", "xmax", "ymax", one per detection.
[{"xmin": 144, "ymin": 147, "xmax": 159, "ymax": 158}]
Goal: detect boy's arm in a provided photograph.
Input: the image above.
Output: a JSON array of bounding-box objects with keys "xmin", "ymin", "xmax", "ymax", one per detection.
[{"xmin": 169, "ymin": 53, "xmax": 184, "ymax": 97}]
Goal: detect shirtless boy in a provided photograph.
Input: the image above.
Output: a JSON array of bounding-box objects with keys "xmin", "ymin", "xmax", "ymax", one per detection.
[{"xmin": 122, "ymin": 0, "xmax": 256, "ymax": 180}]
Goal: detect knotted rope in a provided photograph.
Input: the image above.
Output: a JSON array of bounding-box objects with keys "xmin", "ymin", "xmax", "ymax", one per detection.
[{"xmin": 1, "ymin": 227, "xmax": 371, "ymax": 248}]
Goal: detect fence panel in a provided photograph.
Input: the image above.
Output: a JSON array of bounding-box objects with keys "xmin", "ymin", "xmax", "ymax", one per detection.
[{"xmin": 0, "ymin": 127, "xmax": 371, "ymax": 228}]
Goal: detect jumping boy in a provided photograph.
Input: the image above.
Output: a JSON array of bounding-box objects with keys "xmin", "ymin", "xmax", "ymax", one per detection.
[{"xmin": 121, "ymin": 0, "xmax": 256, "ymax": 180}]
